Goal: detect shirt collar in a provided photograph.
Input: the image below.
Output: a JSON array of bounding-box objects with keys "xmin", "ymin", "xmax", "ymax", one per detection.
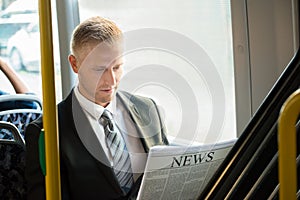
[{"xmin": 74, "ymin": 86, "xmax": 117, "ymax": 120}]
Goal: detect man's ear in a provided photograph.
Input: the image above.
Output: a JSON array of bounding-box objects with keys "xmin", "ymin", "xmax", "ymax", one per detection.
[{"xmin": 68, "ymin": 54, "xmax": 79, "ymax": 73}]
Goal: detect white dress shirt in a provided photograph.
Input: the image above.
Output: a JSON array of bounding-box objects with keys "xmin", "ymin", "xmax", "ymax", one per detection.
[{"xmin": 74, "ymin": 86, "xmax": 147, "ymax": 180}]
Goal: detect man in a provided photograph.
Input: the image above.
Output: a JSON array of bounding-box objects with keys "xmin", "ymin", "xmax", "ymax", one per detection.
[{"xmin": 25, "ymin": 16, "xmax": 168, "ymax": 200}]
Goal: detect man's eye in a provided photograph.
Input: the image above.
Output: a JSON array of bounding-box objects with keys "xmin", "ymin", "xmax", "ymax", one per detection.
[{"xmin": 113, "ymin": 65, "xmax": 120, "ymax": 71}]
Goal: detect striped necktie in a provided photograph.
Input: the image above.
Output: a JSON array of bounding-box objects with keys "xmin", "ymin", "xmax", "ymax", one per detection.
[{"xmin": 100, "ymin": 109, "xmax": 134, "ymax": 193}]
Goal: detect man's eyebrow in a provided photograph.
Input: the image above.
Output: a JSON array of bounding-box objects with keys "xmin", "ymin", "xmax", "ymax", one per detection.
[
  {"xmin": 92, "ymin": 65, "xmax": 106, "ymax": 70},
  {"xmin": 115, "ymin": 60, "xmax": 124, "ymax": 65},
  {"xmin": 115, "ymin": 62, "xmax": 124, "ymax": 66}
]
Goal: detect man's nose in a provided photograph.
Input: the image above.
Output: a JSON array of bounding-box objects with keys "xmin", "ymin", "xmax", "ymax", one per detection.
[{"xmin": 103, "ymin": 69, "xmax": 116, "ymax": 86}]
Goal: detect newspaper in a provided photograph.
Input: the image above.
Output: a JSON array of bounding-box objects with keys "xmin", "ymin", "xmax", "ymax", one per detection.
[{"xmin": 137, "ymin": 139, "xmax": 237, "ymax": 200}]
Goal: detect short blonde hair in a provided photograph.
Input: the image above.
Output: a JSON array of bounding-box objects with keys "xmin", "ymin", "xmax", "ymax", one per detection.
[{"xmin": 70, "ymin": 16, "xmax": 122, "ymax": 58}]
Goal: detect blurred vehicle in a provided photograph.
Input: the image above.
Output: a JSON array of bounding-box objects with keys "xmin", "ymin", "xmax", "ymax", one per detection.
[
  {"xmin": 7, "ymin": 21, "xmax": 60, "ymax": 72},
  {"xmin": 7, "ymin": 22, "xmax": 40, "ymax": 71},
  {"xmin": 0, "ymin": 0, "xmax": 37, "ymax": 56}
]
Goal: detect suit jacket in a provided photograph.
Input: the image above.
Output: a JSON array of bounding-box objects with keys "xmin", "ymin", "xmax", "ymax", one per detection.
[{"xmin": 25, "ymin": 90, "xmax": 168, "ymax": 200}]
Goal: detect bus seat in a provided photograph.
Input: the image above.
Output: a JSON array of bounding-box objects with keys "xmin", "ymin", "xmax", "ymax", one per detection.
[
  {"xmin": 0, "ymin": 121, "xmax": 26, "ymax": 199},
  {"xmin": 0, "ymin": 94, "xmax": 42, "ymax": 139},
  {"xmin": 0, "ymin": 109, "xmax": 42, "ymax": 139},
  {"xmin": 0, "ymin": 94, "xmax": 42, "ymax": 112}
]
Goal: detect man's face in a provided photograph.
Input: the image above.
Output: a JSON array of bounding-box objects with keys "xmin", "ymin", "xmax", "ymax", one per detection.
[{"xmin": 70, "ymin": 42, "xmax": 124, "ymax": 107}]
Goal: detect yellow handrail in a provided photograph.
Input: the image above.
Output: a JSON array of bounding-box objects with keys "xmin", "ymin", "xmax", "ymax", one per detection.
[
  {"xmin": 278, "ymin": 89, "xmax": 300, "ymax": 200},
  {"xmin": 38, "ymin": 0, "xmax": 61, "ymax": 199}
]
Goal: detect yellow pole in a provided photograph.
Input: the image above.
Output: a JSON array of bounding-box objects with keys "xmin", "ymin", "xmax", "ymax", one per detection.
[
  {"xmin": 38, "ymin": 0, "xmax": 61, "ymax": 199},
  {"xmin": 278, "ymin": 89, "xmax": 300, "ymax": 200}
]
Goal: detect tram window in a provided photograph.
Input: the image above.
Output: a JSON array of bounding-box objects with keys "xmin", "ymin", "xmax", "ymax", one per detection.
[
  {"xmin": 0, "ymin": 0, "xmax": 62, "ymax": 102},
  {"xmin": 77, "ymin": 0, "xmax": 236, "ymax": 143}
]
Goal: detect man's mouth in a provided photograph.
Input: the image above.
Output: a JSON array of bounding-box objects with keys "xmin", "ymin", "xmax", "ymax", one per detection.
[{"xmin": 100, "ymin": 87, "xmax": 115, "ymax": 93}]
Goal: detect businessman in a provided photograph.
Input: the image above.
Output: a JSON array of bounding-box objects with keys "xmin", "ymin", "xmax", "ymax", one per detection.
[{"xmin": 25, "ymin": 16, "xmax": 168, "ymax": 200}]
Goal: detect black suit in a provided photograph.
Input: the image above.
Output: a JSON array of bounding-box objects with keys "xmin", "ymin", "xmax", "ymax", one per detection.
[{"xmin": 25, "ymin": 90, "xmax": 168, "ymax": 200}]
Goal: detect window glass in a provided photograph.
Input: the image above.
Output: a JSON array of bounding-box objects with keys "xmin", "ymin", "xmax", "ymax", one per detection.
[
  {"xmin": 0, "ymin": 0, "xmax": 61, "ymax": 102},
  {"xmin": 78, "ymin": 0, "xmax": 236, "ymax": 143}
]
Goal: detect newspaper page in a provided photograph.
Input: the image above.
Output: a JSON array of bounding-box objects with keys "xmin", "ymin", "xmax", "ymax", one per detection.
[{"xmin": 137, "ymin": 139, "xmax": 237, "ymax": 200}]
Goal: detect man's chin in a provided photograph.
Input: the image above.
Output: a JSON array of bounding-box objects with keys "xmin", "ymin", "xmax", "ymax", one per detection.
[{"xmin": 95, "ymin": 93, "xmax": 116, "ymax": 106}]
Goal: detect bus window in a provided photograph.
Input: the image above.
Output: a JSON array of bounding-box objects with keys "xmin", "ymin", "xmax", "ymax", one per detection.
[
  {"xmin": 0, "ymin": 0, "xmax": 62, "ymax": 102},
  {"xmin": 77, "ymin": 0, "xmax": 236, "ymax": 143}
]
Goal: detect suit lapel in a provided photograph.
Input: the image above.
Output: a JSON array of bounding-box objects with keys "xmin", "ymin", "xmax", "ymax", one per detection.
[
  {"xmin": 68, "ymin": 91, "xmax": 123, "ymax": 194},
  {"xmin": 117, "ymin": 91, "xmax": 159, "ymax": 153}
]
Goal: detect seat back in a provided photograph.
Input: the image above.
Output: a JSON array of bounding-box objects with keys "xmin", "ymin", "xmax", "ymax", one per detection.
[
  {"xmin": 0, "ymin": 121, "xmax": 26, "ymax": 199},
  {"xmin": 0, "ymin": 95, "xmax": 42, "ymax": 199},
  {"xmin": 0, "ymin": 94, "xmax": 42, "ymax": 111},
  {"xmin": 0, "ymin": 109, "xmax": 42, "ymax": 138},
  {"xmin": 0, "ymin": 94, "xmax": 42, "ymax": 139}
]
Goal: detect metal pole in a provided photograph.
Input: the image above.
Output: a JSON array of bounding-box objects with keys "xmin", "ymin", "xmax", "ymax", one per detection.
[
  {"xmin": 278, "ymin": 89, "xmax": 300, "ymax": 200},
  {"xmin": 38, "ymin": 0, "xmax": 61, "ymax": 199}
]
